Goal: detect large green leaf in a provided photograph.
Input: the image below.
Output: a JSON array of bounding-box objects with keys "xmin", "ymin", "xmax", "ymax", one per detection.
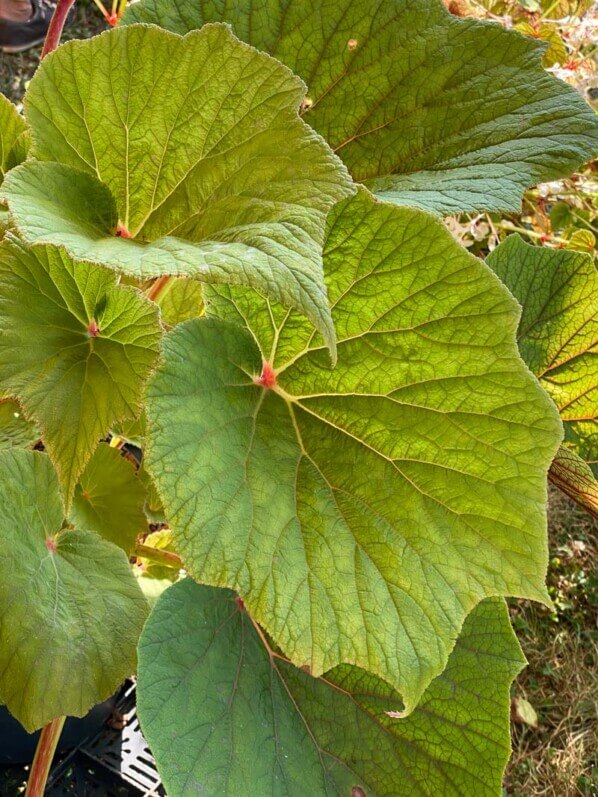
[
  {"xmin": 138, "ymin": 579, "xmax": 525, "ymax": 796},
  {"xmin": 145, "ymin": 189, "xmax": 560, "ymax": 711},
  {"xmin": 0, "ymin": 449, "xmax": 148, "ymax": 732},
  {"xmin": 0, "ymin": 237, "xmax": 161, "ymax": 508},
  {"xmin": 122, "ymin": 0, "xmax": 598, "ymax": 216},
  {"xmin": 0, "ymin": 398, "xmax": 39, "ymax": 450},
  {"xmin": 1, "ymin": 24, "xmax": 355, "ymax": 353},
  {"xmin": 0, "ymin": 94, "xmax": 28, "ymax": 186},
  {"xmin": 487, "ymin": 235, "xmax": 597, "ymax": 475},
  {"xmin": 70, "ymin": 442, "xmax": 148, "ymax": 553}
]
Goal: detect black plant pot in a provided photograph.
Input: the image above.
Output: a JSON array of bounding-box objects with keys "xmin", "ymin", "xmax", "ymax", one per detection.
[{"xmin": 0, "ymin": 693, "xmax": 118, "ymax": 765}]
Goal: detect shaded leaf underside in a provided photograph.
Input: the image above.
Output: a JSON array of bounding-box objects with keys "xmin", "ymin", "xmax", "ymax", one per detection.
[
  {"xmin": 138, "ymin": 580, "xmax": 525, "ymax": 797},
  {"xmin": 123, "ymin": 0, "xmax": 598, "ymax": 215},
  {"xmin": 146, "ymin": 189, "xmax": 560, "ymax": 712}
]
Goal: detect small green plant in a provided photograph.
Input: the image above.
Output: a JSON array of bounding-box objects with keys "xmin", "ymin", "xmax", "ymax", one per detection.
[{"xmin": 0, "ymin": 0, "xmax": 596, "ymax": 794}]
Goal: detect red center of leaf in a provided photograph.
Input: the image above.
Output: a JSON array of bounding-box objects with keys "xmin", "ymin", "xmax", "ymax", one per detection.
[
  {"xmin": 235, "ymin": 596, "xmax": 245, "ymax": 611},
  {"xmin": 88, "ymin": 320, "xmax": 100, "ymax": 337},
  {"xmin": 115, "ymin": 224, "xmax": 132, "ymax": 238},
  {"xmin": 45, "ymin": 536, "xmax": 57, "ymax": 552},
  {"xmin": 255, "ymin": 362, "xmax": 277, "ymax": 389}
]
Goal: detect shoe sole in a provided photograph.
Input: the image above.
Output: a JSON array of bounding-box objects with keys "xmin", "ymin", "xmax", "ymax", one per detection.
[{"xmin": 1, "ymin": 35, "xmax": 46, "ymax": 53}]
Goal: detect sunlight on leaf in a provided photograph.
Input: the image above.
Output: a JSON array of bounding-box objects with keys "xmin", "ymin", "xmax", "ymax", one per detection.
[
  {"xmin": 146, "ymin": 189, "xmax": 560, "ymax": 712},
  {"xmin": 488, "ymin": 235, "xmax": 597, "ymax": 475},
  {"xmin": 0, "ymin": 94, "xmax": 28, "ymax": 186},
  {"xmin": 123, "ymin": 0, "xmax": 598, "ymax": 215},
  {"xmin": 1, "ymin": 24, "xmax": 355, "ymax": 353},
  {"xmin": 547, "ymin": 446, "xmax": 598, "ymax": 517}
]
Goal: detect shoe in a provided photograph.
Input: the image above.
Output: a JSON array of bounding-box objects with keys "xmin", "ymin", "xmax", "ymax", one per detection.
[{"xmin": 0, "ymin": 0, "xmax": 72, "ymax": 53}]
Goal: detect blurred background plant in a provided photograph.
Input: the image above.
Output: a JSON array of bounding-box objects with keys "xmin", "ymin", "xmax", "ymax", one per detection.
[{"xmin": 1, "ymin": 1, "xmax": 596, "ymax": 794}]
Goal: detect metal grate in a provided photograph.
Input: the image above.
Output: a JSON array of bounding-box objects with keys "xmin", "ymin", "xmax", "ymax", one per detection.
[{"xmin": 0, "ymin": 682, "xmax": 164, "ymax": 796}]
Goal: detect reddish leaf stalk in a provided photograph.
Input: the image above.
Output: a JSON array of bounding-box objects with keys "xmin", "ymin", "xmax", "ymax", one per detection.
[
  {"xmin": 41, "ymin": 0, "xmax": 76, "ymax": 59},
  {"xmin": 135, "ymin": 543, "xmax": 183, "ymax": 570},
  {"xmin": 25, "ymin": 716, "xmax": 66, "ymax": 797},
  {"xmin": 146, "ymin": 276, "xmax": 172, "ymax": 303}
]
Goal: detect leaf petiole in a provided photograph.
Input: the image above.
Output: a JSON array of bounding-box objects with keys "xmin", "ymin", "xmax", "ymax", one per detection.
[
  {"xmin": 41, "ymin": 0, "xmax": 76, "ymax": 58},
  {"xmin": 146, "ymin": 276, "xmax": 173, "ymax": 303},
  {"xmin": 25, "ymin": 716, "xmax": 65, "ymax": 797},
  {"xmin": 134, "ymin": 542, "xmax": 183, "ymax": 570}
]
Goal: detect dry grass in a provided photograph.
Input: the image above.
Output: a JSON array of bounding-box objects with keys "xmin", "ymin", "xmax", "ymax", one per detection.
[{"xmin": 507, "ymin": 487, "xmax": 598, "ymax": 796}]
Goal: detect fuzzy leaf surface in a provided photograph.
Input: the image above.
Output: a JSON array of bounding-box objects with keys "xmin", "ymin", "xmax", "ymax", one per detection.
[
  {"xmin": 488, "ymin": 235, "xmax": 597, "ymax": 474},
  {"xmin": 122, "ymin": 0, "xmax": 598, "ymax": 215},
  {"xmin": 0, "ymin": 237, "xmax": 161, "ymax": 507},
  {"xmin": 0, "ymin": 449, "xmax": 148, "ymax": 732},
  {"xmin": 70, "ymin": 443, "xmax": 147, "ymax": 553},
  {"xmin": 138, "ymin": 580, "xmax": 525, "ymax": 797},
  {"xmin": 146, "ymin": 189, "xmax": 560, "ymax": 711},
  {"xmin": 2, "ymin": 24, "xmax": 355, "ymax": 352}
]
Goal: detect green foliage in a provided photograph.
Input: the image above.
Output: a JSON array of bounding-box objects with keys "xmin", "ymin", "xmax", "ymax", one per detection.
[
  {"xmin": 1, "ymin": 24, "xmax": 355, "ymax": 354},
  {"xmin": 0, "ymin": 93, "xmax": 28, "ymax": 185},
  {"xmin": 134, "ymin": 529, "xmax": 180, "ymax": 606},
  {"xmin": 138, "ymin": 579, "xmax": 525, "ymax": 797},
  {"xmin": 146, "ymin": 190, "xmax": 559, "ymax": 713},
  {"xmin": 0, "ymin": 1, "xmax": 596, "ymax": 792},
  {"xmin": 70, "ymin": 442, "xmax": 148, "ymax": 553},
  {"xmin": 122, "ymin": 0, "xmax": 598, "ymax": 215},
  {"xmin": 0, "ymin": 398, "xmax": 39, "ymax": 450},
  {"xmin": 0, "ymin": 449, "xmax": 148, "ymax": 732},
  {"xmin": 548, "ymin": 446, "xmax": 598, "ymax": 517},
  {"xmin": 156, "ymin": 277, "xmax": 204, "ymax": 327},
  {"xmin": 487, "ymin": 235, "xmax": 597, "ymax": 476},
  {"xmin": 0, "ymin": 236, "xmax": 161, "ymax": 507}
]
